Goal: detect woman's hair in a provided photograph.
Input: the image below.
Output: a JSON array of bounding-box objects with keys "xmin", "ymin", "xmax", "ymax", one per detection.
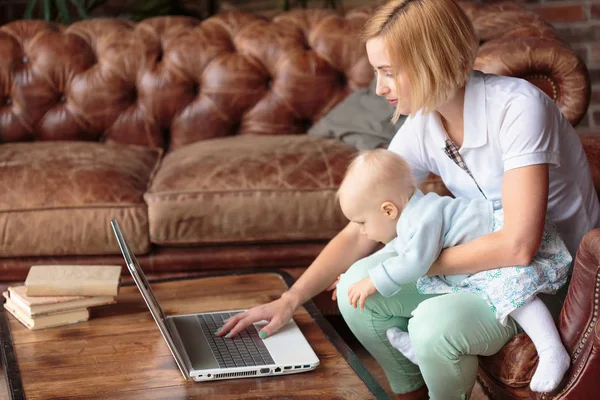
[
  {"xmin": 338, "ymin": 149, "xmax": 417, "ymax": 210},
  {"xmin": 361, "ymin": 0, "xmax": 478, "ymax": 121}
]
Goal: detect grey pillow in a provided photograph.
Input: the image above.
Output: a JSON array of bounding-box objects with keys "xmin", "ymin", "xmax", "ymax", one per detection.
[{"xmin": 308, "ymin": 79, "xmax": 407, "ymax": 150}]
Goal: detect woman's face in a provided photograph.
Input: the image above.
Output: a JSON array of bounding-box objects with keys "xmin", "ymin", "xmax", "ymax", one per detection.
[{"xmin": 366, "ymin": 37, "xmax": 412, "ymax": 115}]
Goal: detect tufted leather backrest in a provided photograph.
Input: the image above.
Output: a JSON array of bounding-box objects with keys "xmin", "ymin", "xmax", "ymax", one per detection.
[{"xmin": 0, "ymin": 3, "xmax": 590, "ymax": 150}]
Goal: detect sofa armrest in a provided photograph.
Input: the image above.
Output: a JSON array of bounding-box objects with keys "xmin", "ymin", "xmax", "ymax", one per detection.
[
  {"xmin": 477, "ymin": 229, "xmax": 600, "ymax": 398},
  {"xmin": 467, "ymin": 3, "xmax": 590, "ymax": 128},
  {"xmin": 553, "ymin": 229, "xmax": 600, "ymax": 397},
  {"xmin": 474, "ymin": 37, "xmax": 590, "ymax": 127},
  {"xmin": 580, "ymin": 135, "xmax": 600, "ymax": 200}
]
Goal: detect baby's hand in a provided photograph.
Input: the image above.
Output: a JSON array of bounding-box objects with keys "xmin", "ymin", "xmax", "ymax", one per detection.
[{"xmin": 348, "ymin": 277, "xmax": 377, "ymax": 310}]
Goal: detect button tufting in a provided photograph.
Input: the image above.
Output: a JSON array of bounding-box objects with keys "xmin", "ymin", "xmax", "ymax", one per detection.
[
  {"xmin": 58, "ymin": 94, "xmax": 66, "ymax": 104},
  {"xmin": 3, "ymin": 97, "xmax": 11, "ymax": 107},
  {"xmin": 192, "ymin": 83, "xmax": 200, "ymax": 96},
  {"xmin": 300, "ymin": 119, "xmax": 312, "ymax": 132},
  {"xmin": 22, "ymin": 56, "xmax": 29, "ymax": 64}
]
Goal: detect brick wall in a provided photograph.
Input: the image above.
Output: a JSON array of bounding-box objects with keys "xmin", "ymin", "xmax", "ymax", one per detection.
[{"xmin": 517, "ymin": 0, "xmax": 600, "ymax": 133}]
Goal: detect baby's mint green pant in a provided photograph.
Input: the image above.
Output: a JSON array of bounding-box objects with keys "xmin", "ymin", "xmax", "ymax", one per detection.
[{"xmin": 336, "ymin": 249, "xmax": 519, "ymax": 399}]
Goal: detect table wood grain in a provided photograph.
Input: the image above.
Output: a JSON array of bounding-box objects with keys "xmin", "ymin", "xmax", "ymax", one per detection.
[{"xmin": 1, "ymin": 271, "xmax": 388, "ymax": 400}]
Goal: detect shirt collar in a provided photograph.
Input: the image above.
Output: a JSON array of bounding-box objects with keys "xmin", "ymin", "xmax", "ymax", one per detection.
[{"xmin": 431, "ymin": 70, "xmax": 488, "ymax": 149}]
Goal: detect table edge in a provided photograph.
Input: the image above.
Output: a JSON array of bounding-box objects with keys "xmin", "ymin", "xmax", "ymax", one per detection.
[
  {"xmin": 0, "ymin": 268, "xmax": 390, "ymax": 400},
  {"xmin": 0, "ymin": 301, "xmax": 24, "ymax": 400}
]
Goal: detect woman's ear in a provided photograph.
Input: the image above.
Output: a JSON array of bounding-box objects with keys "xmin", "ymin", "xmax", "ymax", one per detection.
[{"xmin": 381, "ymin": 201, "xmax": 399, "ymax": 219}]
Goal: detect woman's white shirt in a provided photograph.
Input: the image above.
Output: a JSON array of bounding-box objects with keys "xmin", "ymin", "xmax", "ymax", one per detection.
[{"xmin": 388, "ymin": 70, "xmax": 599, "ymax": 256}]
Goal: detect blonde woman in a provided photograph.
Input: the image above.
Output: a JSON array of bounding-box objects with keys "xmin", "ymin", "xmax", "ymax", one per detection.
[{"xmin": 218, "ymin": 0, "xmax": 600, "ymax": 398}]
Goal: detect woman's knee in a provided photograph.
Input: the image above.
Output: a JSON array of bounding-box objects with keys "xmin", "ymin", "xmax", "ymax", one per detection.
[
  {"xmin": 408, "ymin": 296, "xmax": 457, "ymax": 357},
  {"xmin": 337, "ymin": 251, "xmax": 391, "ymax": 301},
  {"xmin": 336, "ymin": 253, "xmax": 390, "ymax": 320},
  {"xmin": 336, "ymin": 267, "xmax": 366, "ymax": 319},
  {"xmin": 408, "ymin": 292, "xmax": 515, "ymax": 360}
]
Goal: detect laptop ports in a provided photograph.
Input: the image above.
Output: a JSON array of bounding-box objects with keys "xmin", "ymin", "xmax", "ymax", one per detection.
[
  {"xmin": 274, "ymin": 367, "xmax": 281, "ymax": 373},
  {"xmin": 260, "ymin": 368, "xmax": 270, "ymax": 374}
]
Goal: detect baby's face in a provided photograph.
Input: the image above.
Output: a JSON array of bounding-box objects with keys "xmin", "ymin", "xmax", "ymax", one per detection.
[{"xmin": 339, "ymin": 191, "xmax": 398, "ymax": 244}]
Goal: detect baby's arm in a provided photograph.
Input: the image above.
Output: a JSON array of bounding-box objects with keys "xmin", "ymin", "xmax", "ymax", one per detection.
[
  {"xmin": 369, "ymin": 215, "xmax": 445, "ymax": 297},
  {"xmin": 347, "ymin": 276, "xmax": 377, "ymax": 309}
]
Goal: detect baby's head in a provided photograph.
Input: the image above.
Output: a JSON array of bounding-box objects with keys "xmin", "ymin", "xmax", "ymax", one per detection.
[{"xmin": 338, "ymin": 149, "xmax": 416, "ymax": 244}]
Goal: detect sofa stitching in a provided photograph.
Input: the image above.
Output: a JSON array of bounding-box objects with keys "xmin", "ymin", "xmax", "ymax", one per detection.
[
  {"xmin": 145, "ymin": 187, "xmax": 348, "ymax": 197},
  {"xmin": 544, "ymin": 268, "xmax": 600, "ymax": 399},
  {"xmin": 0, "ymin": 204, "xmax": 148, "ymax": 213}
]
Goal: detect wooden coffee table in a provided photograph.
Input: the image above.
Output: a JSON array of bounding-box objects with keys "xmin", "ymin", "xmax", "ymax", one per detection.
[{"xmin": 1, "ymin": 271, "xmax": 389, "ymax": 399}]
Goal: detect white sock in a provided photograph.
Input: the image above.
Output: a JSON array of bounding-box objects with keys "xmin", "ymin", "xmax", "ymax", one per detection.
[
  {"xmin": 386, "ymin": 327, "xmax": 418, "ymax": 365},
  {"xmin": 509, "ymin": 297, "xmax": 570, "ymax": 392}
]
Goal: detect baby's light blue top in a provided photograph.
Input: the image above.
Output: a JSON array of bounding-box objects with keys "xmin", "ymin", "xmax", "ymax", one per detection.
[{"xmin": 369, "ymin": 189, "xmax": 494, "ymax": 297}]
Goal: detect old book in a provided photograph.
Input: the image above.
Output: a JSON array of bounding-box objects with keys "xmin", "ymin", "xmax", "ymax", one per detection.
[
  {"xmin": 3, "ymin": 293, "xmax": 89, "ymax": 330},
  {"xmin": 25, "ymin": 265, "xmax": 122, "ymax": 297},
  {"xmin": 7, "ymin": 286, "xmax": 115, "ymax": 316}
]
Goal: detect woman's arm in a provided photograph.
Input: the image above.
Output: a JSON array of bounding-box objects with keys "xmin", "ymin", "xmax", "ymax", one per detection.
[
  {"xmin": 427, "ymin": 163, "xmax": 549, "ymax": 276},
  {"xmin": 218, "ymin": 221, "xmax": 379, "ymax": 337},
  {"xmin": 284, "ymin": 222, "xmax": 379, "ymax": 307}
]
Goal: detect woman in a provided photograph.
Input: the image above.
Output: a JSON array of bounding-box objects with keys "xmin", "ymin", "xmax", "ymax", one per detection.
[{"xmin": 218, "ymin": 0, "xmax": 600, "ymax": 398}]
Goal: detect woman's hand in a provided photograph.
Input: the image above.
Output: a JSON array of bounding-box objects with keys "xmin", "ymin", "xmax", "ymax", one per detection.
[
  {"xmin": 216, "ymin": 293, "xmax": 299, "ymax": 339},
  {"xmin": 218, "ymin": 222, "xmax": 378, "ymax": 338},
  {"xmin": 326, "ymin": 275, "xmax": 342, "ymax": 301},
  {"xmin": 347, "ymin": 277, "xmax": 377, "ymax": 310}
]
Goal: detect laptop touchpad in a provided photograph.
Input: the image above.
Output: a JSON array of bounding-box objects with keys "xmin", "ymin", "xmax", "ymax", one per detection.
[{"xmin": 171, "ymin": 315, "xmax": 219, "ymax": 370}]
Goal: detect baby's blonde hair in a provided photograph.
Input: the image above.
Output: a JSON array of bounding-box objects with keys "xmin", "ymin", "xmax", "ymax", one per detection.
[
  {"xmin": 361, "ymin": 0, "xmax": 478, "ymax": 121},
  {"xmin": 338, "ymin": 149, "xmax": 417, "ymax": 210}
]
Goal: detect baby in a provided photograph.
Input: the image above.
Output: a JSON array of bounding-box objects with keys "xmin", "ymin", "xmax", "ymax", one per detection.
[{"xmin": 337, "ymin": 149, "xmax": 571, "ymax": 393}]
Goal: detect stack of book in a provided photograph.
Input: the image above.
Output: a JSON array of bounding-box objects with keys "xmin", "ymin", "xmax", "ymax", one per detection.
[{"xmin": 2, "ymin": 265, "xmax": 122, "ymax": 330}]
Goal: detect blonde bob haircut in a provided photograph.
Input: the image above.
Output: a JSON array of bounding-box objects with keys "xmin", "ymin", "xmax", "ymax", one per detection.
[{"xmin": 361, "ymin": 0, "xmax": 478, "ymax": 121}]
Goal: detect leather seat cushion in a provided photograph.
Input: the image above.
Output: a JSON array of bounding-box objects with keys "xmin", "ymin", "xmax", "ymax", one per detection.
[
  {"xmin": 479, "ymin": 333, "xmax": 537, "ymax": 387},
  {"xmin": 0, "ymin": 141, "xmax": 162, "ymax": 257},
  {"xmin": 145, "ymin": 135, "xmax": 354, "ymax": 245}
]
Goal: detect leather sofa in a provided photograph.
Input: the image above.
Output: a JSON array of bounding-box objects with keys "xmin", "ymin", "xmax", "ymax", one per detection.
[
  {"xmin": 0, "ymin": 2, "xmax": 599, "ymax": 397},
  {"xmin": 0, "ymin": 1, "xmax": 592, "ymax": 280}
]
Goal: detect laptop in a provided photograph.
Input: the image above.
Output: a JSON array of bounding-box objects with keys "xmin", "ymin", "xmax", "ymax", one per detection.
[{"xmin": 110, "ymin": 219, "xmax": 319, "ymax": 382}]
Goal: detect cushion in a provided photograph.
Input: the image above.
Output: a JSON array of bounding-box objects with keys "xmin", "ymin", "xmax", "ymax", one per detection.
[
  {"xmin": 479, "ymin": 333, "xmax": 537, "ymax": 387},
  {"xmin": 306, "ymin": 79, "xmax": 453, "ymax": 197},
  {"xmin": 145, "ymin": 135, "xmax": 354, "ymax": 245},
  {"xmin": 308, "ymin": 79, "xmax": 407, "ymax": 150},
  {"xmin": 0, "ymin": 141, "xmax": 162, "ymax": 257}
]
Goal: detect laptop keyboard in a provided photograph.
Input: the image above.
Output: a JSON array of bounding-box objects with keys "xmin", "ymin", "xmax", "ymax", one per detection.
[{"xmin": 199, "ymin": 312, "xmax": 275, "ymax": 368}]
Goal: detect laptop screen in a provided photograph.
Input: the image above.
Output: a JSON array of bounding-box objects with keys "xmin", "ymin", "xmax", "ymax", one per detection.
[{"xmin": 110, "ymin": 219, "xmax": 189, "ymax": 379}]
